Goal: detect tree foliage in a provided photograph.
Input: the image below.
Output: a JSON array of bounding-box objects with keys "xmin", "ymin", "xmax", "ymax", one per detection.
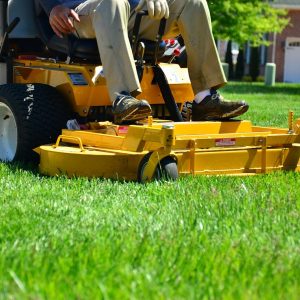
[{"xmin": 208, "ymin": 0, "xmax": 289, "ymax": 46}]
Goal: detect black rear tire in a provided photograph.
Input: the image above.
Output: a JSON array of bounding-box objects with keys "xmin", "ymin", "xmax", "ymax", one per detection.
[{"xmin": 0, "ymin": 83, "xmax": 71, "ymax": 162}]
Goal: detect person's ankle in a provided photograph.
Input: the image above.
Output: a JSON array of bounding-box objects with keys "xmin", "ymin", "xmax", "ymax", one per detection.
[
  {"xmin": 114, "ymin": 91, "xmax": 131, "ymax": 106},
  {"xmin": 194, "ymin": 89, "xmax": 211, "ymax": 104}
]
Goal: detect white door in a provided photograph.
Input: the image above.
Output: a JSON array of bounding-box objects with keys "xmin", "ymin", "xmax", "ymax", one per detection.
[{"xmin": 284, "ymin": 37, "xmax": 300, "ymax": 83}]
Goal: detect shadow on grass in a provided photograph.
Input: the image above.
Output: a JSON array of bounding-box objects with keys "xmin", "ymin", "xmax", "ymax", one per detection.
[
  {"xmin": 1, "ymin": 161, "xmax": 40, "ymax": 175},
  {"xmin": 222, "ymin": 82, "xmax": 300, "ymax": 95},
  {"xmin": 1, "ymin": 160, "xmax": 142, "ymax": 185}
]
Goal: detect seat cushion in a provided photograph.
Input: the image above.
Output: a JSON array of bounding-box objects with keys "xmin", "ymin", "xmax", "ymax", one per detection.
[{"xmin": 48, "ymin": 35, "xmax": 101, "ymax": 62}]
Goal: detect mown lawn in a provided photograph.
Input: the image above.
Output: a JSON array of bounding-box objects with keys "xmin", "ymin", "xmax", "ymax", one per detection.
[{"xmin": 1, "ymin": 82, "xmax": 300, "ymax": 299}]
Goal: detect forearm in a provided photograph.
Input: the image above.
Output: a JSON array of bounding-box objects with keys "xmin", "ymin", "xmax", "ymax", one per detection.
[{"xmin": 39, "ymin": 0, "xmax": 62, "ymax": 15}]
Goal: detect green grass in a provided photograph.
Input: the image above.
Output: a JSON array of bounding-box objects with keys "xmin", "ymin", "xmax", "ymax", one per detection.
[
  {"xmin": 223, "ymin": 82, "xmax": 300, "ymax": 127},
  {"xmin": 1, "ymin": 82, "xmax": 300, "ymax": 300}
]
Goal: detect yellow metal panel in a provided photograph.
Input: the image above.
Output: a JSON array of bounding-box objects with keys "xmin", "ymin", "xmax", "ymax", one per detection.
[
  {"xmin": 121, "ymin": 125, "xmax": 175, "ymax": 152},
  {"xmin": 151, "ymin": 120, "xmax": 254, "ymax": 135},
  {"xmin": 283, "ymin": 145, "xmax": 300, "ymax": 170},
  {"xmin": 141, "ymin": 127, "xmax": 164, "ymax": 144},
  {"xmin": 172, "ymin": 133, "xmax": 297, "ymax": 150},
  {"xmin": 38, "ymin": 145, "xmax": 144, "ymax": 180},
  {"xmin": 293, "ymin": 119, "xmax": 300, "ymax": 143},
  {"xmin": 122, "ymin": 126, "xmax": 147, "ymax": 152},
  {"xmin": 266, "ymin": 134, "xmax": 297, "ymax": 146},
  {"xmin": 142, "ymin": 126, "xmax": 174, "ymax": 146},
  {"xmin": 252, "ymin": 126, "xmax": 289, "ymax": 134},
  {"xmin": 138, "ymin": 66, "xmax": 194, "ymax": 104},
  {"xmin": 61, "ymin": 129, "xmax": 124, "ymax": 149},
  {"xmin": 138, "ymin": 67, "xmax": 164, "ymax": 105},
  {"xmin": 14, "ymin": 59, "xmax": 194, "ymax": 114},
  {"xmin": 159, "ymin": 63, "xmax": 191, "ymax": 84},
  {"xmin": 176, "ymin": 147, "xmax": 300, "ymax": 175},
  {"xmin": 14, "ymin": 60, "xmax": 111, "ymax": 115}
]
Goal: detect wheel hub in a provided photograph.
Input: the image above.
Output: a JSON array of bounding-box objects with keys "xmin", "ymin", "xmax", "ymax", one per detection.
[{"xmin": 0, "ymin": 102, "xmax": 17, "ymax": 161}]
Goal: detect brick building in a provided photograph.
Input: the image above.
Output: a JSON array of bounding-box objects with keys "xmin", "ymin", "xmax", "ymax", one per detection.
[{"xmin": 268, "ymin": 0, "xmax": 300, "ymax": 83}]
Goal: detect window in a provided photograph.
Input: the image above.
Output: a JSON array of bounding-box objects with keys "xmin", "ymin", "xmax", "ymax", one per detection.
[{"xmin": 289, "ymin": 42, "xmax": 300, "ymax": 47}]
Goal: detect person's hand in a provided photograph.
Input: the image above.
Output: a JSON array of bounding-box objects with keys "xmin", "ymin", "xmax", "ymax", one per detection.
[
  {"xmin": 136, "ymin": 0, "xmax": 169, "ymax": 19},
  {"xmin": 49, "ymin": 5, "xmax": 80, "ymax": 38}
]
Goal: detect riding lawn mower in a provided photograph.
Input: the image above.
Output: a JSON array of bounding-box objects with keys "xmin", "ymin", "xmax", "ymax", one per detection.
[{"xmin": 1, "ymin": 0, "xmax": 300, "ymax": 182}]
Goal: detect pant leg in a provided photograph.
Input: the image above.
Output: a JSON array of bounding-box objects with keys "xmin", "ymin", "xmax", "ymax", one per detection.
[
  {"xmin": 177, "ymin": 0, "xmax": 226, "ymax": 93},
  {"xmin": 128, "ymin": 0, "xmax": 227, "ymax": 94},
  {"xmin": 74, "ymin": 0, "xmax": 141, "ymax": 102}
]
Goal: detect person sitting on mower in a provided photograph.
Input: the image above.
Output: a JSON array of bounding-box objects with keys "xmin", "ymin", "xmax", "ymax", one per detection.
[{"xmin": 39, "ymin": 0, "xmax": 249, "ymax": 123}]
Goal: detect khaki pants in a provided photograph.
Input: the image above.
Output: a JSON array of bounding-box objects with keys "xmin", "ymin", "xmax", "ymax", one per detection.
[{"xmin": 73, "ymin": 0, "xmax": 226, "ymax": 102}]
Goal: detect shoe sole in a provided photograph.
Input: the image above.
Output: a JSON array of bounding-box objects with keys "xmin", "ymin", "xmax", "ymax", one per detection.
[
  {"xmin": 219, "ymin": 104, "xmax": 249, "ymax": 120},
  {"xmin": 193, "ymin": 104, "xmax": 249, "ymax": 121}
]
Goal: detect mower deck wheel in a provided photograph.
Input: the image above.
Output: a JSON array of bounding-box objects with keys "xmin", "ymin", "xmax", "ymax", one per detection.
[{"xmin": 138, "ymin": 153, "xmax": 179, "ymax": 182}]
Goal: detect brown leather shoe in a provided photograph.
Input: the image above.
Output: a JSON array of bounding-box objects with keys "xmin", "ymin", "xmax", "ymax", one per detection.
[
  {"xmin": 192, "ymin": 90, "xmax": 249, "ymax": 121},
  {"xmin": 113, "ymin": 92, "xmax": 152, "ymax": 124}
]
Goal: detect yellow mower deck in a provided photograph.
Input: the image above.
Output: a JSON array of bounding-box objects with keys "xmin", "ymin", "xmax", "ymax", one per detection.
[{"xmin": 35, "ymin": 114, "xmax": 300, "ymax": 181}]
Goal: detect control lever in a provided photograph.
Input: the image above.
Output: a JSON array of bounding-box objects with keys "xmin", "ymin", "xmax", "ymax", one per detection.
[
  {"xmin": 136, "ymin": 41, "xmax": 145, "ymax": 66},
  {"xmin": 131, "ymin": 10, "xmax": 166, "ymax": 65},
  {"xmin": 136, "ymin": 41, "xmax": 145, "ymax": 81},
  {"xmin": 0, "ymin": 17, "xmax": 20, "ymax": 58}
]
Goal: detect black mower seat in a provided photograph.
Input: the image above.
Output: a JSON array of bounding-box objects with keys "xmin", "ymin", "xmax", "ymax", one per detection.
[{"xmin": 34, "ymin": 1, "xmax": 166, "ymax": 63}]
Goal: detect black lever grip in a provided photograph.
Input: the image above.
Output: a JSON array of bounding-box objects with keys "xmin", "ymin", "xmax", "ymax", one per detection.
[
  {"xmin": 6, "ymin": 17, "xmax": 20, "ymax": 34},
  {"xmin": 131, "ymin": 10, "xmax": 166, "ymax": 63}
]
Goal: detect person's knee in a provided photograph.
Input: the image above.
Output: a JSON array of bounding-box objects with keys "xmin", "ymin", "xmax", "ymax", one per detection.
[
  {"xmin": 184, "ymin": 0, "xmax": 208, "ymax": 9},
  {"xmin": 108, "ymin": 0, "xmax": 129, "ymax": 8},
  {"xmin": 94, "ymin": 0, "xmax": 130, "ymax": 15},
  {"xmin": 178, "ymin": 0, "xmax": 209, "ymax": 18},
  {"xmin": 191, "ymin": 0, "xmax": 207, "ymax": 5}
]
